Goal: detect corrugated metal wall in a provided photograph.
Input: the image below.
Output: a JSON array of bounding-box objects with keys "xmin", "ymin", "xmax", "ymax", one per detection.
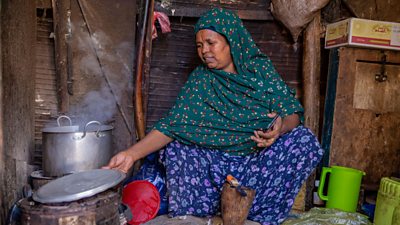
[
  {"xmin": 34, "ymin": 8, "xmax": 58, "ymax": 166},
  {"xmin": 33, "ymin": 1, "xmax": 137, "ymax": 166}
]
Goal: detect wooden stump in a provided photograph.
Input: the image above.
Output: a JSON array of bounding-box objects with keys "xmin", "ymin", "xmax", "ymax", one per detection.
[{"xmin": 221, "ymin": 183, "xmax": 256, "ymax": 225}]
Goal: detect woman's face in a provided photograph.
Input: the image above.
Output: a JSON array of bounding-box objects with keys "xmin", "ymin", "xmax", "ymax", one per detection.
[{"xmin": 196, "ymin": 29, "xmax": 237, "ymax": 74}]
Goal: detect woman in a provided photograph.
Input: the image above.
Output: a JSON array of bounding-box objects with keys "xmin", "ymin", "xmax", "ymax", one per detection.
[{"xmin": 105, "ymin": 8, "xmax": 323, "ymax": 224}]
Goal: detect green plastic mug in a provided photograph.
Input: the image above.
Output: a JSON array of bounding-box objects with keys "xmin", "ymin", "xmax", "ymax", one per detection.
[{"xmin": 318, "ymin": 166, "xmax": 366, "ymax": 212}]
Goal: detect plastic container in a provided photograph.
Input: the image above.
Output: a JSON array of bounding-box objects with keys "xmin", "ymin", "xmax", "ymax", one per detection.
[
  {"xmin": 313, "ymin": 180, "xmax": 324, "ymax": 206},
  {"xmin": 393, "ymin": 205, "xmax": 400, "ymax": 225},
  {"xmin": 373, "ymin": 177, "xmax": 400, "ymax": 225},
  {"xmin": 122, "ymin": 180, "xmax": 160, "ymax": 225},
  {"xmin": 318, "ymin": 166, "xmax": 366, "ymax": 212}
]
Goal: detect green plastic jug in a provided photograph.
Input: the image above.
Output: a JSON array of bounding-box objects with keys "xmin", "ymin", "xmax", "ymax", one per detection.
[
  {"xmin": 373, "ymin": 177, "xmax": 400, "ymax": 225},
  {"xmin": 318, "ymin": 166, "xmax": 366, "ymax": 212}
]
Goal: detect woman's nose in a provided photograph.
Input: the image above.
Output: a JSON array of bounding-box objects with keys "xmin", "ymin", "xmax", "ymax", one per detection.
[{"xmin": 201, "ymin": 44, "xmax": 209, "ymax": 54}]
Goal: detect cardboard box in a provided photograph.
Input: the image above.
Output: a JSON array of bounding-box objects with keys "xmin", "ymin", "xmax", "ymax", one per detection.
[{"xmin": 325, "ymin": 18, "xmax": 400, "ymax": 51}]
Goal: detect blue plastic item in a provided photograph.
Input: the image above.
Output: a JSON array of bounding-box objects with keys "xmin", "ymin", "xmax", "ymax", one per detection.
[{"xmin": 125, "ymin": 152, "xmax": 168, "ymax": 215}]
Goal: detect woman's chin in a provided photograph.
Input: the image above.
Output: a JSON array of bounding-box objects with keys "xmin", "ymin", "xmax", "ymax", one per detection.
[{"xmin": 205, "ymin": 63, "xmax": 217, "ymax": 70}]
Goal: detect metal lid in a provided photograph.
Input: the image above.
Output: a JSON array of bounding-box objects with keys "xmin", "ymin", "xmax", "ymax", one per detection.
[{"xmin": 33, "ymin": 169, "xmax": 126, "ymax": 204}]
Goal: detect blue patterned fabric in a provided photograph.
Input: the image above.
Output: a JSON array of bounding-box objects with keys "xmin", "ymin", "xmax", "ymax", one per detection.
[{"xmin": 160, "ymin": 126, "xmax": 324, "ymax": 224}]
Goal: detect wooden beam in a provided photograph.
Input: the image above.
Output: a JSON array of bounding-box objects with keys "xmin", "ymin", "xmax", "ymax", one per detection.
[
  {"xmin": 154, "ymin": 3, "xmax": 273, "ymax": 21},
  {"xmin": 1, "ymin": 0, "xmax": 36, "ymax": 221},
  {"xmin": 52, "ymin": 0, "xmax": 71, "ymax": 113},
  {"xmin": 293, "ymin": 12, "xmax": 322, "ymax": 211},
  {"xmin": 135, "ymin": 0, "xmax": 155, "ymax": 140},
  {"xmin": 302, "ymin": 14, "xmax": 321, "ymax": 136},
  {"xmin": 36, "ymin": 0, "xmax": 52, "ymax": 9},
  {"xmin": 342, "ymin": 0, "xmax": 400, "ymax": 23},
  {"xmin": 0, "ymin": 1, "xmax": 4, "ymax": 221}
]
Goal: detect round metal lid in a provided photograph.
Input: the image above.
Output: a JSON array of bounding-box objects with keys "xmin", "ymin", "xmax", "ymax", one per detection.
[{"xmin": 33, "ymin": 169, "xmax": 126, "ymax": 204}]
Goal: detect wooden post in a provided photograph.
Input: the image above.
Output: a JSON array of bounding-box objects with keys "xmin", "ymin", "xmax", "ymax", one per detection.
[
  {"xmin": 0, "ymin": 2, "xmax": 4, "ymax": 220},
  {"xmin": 134, "ymin": 0, "xmax": 154, "ymax": 140},
  {"xmin": 302, "ymin": 14, "xmax": 321, "ymax": 136},
  {"xmin": 293, "ymin": 12, "xmax": 321, "ymax": 211},
  {"xmin": 142, "ymin": 0, "xmax": 156, "ymax": 135},
  {"xmin": 1, "ymin": 0, "xmax": 36, "ymax": 221},
  {"xmin": 52, "ymin": 0, "xmax": 71, "ymax": 113}
]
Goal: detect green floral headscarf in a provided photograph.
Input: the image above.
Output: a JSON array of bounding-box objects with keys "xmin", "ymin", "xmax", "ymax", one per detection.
[{"xmin": 154, "ymin": 8, "xmax": 303, "ymax": 155}]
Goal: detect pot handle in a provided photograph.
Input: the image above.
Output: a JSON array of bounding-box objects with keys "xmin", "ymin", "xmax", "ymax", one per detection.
[
  {"xmin": 57, "ymin": 115, "xmax": 72, "ymax": 127},
  {"xmin": 78, "ymin": 121, "xmax": 102, "ymax": 139}
]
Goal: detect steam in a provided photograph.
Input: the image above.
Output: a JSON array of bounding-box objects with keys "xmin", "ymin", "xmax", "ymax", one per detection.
[
  {"xmin": 64, "ymin": 30, "xmax": 133, "ymax": 128},
  {"xmin": 69, "ymin": 86, "xmax": 116, "ymax": 126}
]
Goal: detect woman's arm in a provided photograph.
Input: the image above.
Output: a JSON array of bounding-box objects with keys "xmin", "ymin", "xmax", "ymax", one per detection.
[
  {"xmin": 103, "ymin": 130, "xmax": 173, "ymax": 173},
  {"xmin": 279, "ymin": 113, "xmax": 300, "ymax": 136},
  {"xmin": 251, "ymin": 113, "xmax": 300, "ymax": 148}
]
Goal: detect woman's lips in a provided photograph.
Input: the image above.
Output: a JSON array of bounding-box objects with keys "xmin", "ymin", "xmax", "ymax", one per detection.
[{"xmin": 204, "ymin": 57, "xmax": 216, "ymax": 64}]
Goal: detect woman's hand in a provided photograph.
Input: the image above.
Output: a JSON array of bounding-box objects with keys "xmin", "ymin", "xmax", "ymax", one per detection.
[
  {"xmin": 251, "ymin": 113, "xmax": 300, "ymax": 148},
  {"xmin": 102, "ymin": 130, "xmax": 173, "ymax": 174},
  {"xmin": 102, "ymin": 150, "xmax": 136, "ymax": 174},
  {"xmin": 251, "ymin": 112, "xmax": 282, "ymax": 148}
]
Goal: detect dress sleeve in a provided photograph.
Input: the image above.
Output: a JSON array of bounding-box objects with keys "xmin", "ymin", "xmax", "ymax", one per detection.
[
  {"xmin": 269, "ymin": 83, "xmax": 304, "ymax": 123},
  {"xmin": 261, "ymin": 60, "xmax": 304, "ymax": 123}
]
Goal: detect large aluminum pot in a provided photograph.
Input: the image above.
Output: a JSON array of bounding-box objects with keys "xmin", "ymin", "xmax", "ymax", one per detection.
[{"xmin": 42, "ymin": 116, "xmax": 113, "ymax": 177}]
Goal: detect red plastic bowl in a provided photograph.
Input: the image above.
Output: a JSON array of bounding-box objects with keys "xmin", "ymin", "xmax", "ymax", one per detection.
[{"xmin": 122, "ymin": 180, "xmax": 161, "ymax": 225}]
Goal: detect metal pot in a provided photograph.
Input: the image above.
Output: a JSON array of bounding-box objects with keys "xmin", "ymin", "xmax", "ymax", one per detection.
[{"xmin": 42, "ymin": 116, "xmax": 113, "ymax": 177}]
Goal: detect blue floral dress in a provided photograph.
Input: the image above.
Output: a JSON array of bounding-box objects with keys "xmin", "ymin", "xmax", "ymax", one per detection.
[
  {"xmin": 148, "ymin": 8, "xmax": 324, "ymax": 224},
  {"xmin": 160, "ymin": 126, "xmax": 323, "ymax": 224}
]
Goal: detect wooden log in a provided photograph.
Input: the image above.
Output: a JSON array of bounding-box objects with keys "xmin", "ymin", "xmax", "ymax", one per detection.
[
  {"xmin": 134, "ymin": 0, "xmax": 155, "ymax": 140},
  {"xmin": 293, "ymin": 12, "xmax": 321, "ymax": 211},
  {"xmin": 51, "ymin": 0, "xmax": 71, "ymax": 113},
  {"xmin": 142, "ymin": 0, "xmax": 156, "ymax": 136},
  {"xmin": 221, "ymin": 183, "xmax": 256, "ymax": 225},
  {"xmin": 302, "ymin": 13, "xmax": 321, "ymax": 137}
]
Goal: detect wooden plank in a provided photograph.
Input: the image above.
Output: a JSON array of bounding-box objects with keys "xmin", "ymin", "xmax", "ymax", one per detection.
[
  {"xmin": 1, "ymin": 0, "xmax": 36, "ymax": 221},
  {"xmin": 329, "ymin": 47, "xmax": 400, "ymax": 185},
  {"xmin": 37, "ymin": 0, "xmax": 52, "ymax": 8},
  {"xmin": 154, "ymin": 1, "xmax": 273, "ymax": 20},
  {"xmin": 342, "ymin": 0, "xmax": 400, "ymax": 23},
  {"xmin": 293, "ymin": 14, "xmax": 321, "ymax": 211},
  {"xmin": 353, "ymin": 63, "xmax": 400, "ymax": 113},
  {"xmin": 51, "ymin": 0, "xmax": 71, "ymax": 113},
  {"xmin": 0, "ymin": 3, "xmax": 3, "ymax": 222},
  {"xmin": 302, "ymin": 14, "xmax": 321, "ymax": 137},
  {"xmin": 321, "ymin": 48, "xmax": 340, "ymax": 167}
]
